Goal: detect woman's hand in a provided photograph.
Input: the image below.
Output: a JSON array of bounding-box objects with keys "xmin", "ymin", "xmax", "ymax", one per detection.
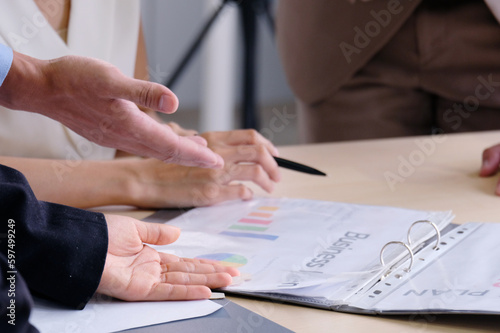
[
  {"xmin": 126, "ymin": 129, "xmax": 281, "ymax": 207},
  {"xmin": 202, "ymin": 129, "xmax": 281, "ymax": 187}
]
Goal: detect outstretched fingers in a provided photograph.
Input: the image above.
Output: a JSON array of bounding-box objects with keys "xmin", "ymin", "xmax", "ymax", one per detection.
[
  {"xmin": 171, "ymin": 136, "xmax": 224, "ymax": 169},
  {"xmin": 159, "ymin": 253, "xmax": 240, "ymax": 276},
  {"xmin": 106, "ymin": 92, "xmax": 223, "ymax": 169},
  {"xmin": 160, "ymin": 271, "xmax": 233, "ymax": 289},
  {"xmin": 138, "ymin": 254, "xmax": 238, "ymax": 301},
  {"xmin": 145, "ymin": 284, "xmax": 213, "ymax": 301}
]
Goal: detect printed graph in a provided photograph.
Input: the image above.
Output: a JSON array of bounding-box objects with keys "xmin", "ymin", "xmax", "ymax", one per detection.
[
  {"xmin": 219, "ymin": 206, "xmax": 280, "ymax": 241},
  {"xmin": 195, "ymin": 253, "xmax": 248, "ymax": 268}
]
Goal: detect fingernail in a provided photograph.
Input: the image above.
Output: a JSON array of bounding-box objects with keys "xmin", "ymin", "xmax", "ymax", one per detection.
[
  {"xmin": 158, "ymin": 95, "xmax": 164, "ymax": 110},
  {"xmin": 201, "ymin": 155, "xmax": 224, "ymax": 169},
  {"xmin": 159, "ymin": 94, "xmax": 179, "ymax": 113}
]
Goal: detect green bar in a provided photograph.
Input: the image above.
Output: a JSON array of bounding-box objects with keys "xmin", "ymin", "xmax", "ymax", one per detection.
[{"xmin": 229, "ymin": 224, "xmax": 268, "ymax": 232}]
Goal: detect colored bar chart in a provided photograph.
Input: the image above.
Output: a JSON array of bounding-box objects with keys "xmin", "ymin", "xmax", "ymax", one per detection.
[
  {"xmin": 219, "ymin": 206, "xmax": 280, "ymax": 241},
  {"xmin": 195, "ymin": 253, "xmax": 247, "ymax": 268}
]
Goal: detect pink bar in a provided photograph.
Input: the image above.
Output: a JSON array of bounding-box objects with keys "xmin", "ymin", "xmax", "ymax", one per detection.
[
  {"xmin": 249, "ymin": 212, "xmax": 273, "ymax": 218},
  {"xmin": 238, "ymin": 218, "xmax": 273, "ymax": 225}
]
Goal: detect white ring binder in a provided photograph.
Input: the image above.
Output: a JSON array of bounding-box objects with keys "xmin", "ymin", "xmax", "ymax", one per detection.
[
  {"xmin": 407, "ymin": 220, "xmax": 441, "ymax": 250},
  {"xmin": 379, "ymin": 241, "xmax": 414, "ymax": 273}
]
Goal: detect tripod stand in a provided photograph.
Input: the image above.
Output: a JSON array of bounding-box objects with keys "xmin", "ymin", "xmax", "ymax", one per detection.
[{"xmin": 164, "ymin": 0, "xmax": 275, "ymax": 130}]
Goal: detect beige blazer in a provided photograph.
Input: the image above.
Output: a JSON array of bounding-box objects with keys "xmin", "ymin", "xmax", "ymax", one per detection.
[{"xmin": 277, "ymin": 0, "xmax": 500, "ymax": 106}]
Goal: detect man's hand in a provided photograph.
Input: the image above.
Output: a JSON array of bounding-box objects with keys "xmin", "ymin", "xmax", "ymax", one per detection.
[
  {"xmin": 0, "ymin": 52, "xmax": 223, "ymax": 169},
  {"xmin": 97, "ymin": 215, "xmax": 239, "ymax": 301},
  {"xmin": 480, "ymin": 143, "xmax": 500, "ymax": 195}
]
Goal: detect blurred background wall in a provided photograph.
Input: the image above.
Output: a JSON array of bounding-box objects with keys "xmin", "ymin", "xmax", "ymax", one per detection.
[{"xmin": 140, "ymin": 0, "xmax": 298, "ymax": 145}]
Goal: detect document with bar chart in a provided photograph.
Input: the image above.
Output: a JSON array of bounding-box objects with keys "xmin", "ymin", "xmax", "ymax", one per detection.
[{"xmin": 151, "ymin": 198, "xmax": 500, "ymax": 315}]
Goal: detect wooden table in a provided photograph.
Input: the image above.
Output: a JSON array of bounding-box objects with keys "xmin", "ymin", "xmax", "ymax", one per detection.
[{"xmin": 114, "ymin": 130, "xmax": 500, "ymax": 332}]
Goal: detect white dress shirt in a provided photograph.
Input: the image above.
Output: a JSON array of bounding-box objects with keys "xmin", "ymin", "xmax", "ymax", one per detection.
[{"xmin": 0, "ymin": 0, "xmax": 140, "ymax": 160}]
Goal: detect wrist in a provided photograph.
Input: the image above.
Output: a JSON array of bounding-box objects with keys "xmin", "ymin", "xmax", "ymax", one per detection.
[
  {"xmin": 0, "ymin": 51, "xmax": 49, "ymax": 111},
  {"xmin": 111, "ymin": 158, "xmax": 148, "ymax": 207},
  {"xmin": 116, "ymin": 158, "xmax": 187, "ymax": 209}
]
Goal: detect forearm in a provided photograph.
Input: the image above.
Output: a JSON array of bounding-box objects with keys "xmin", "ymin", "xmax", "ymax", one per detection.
[
  {"xmin": 0, "ymin": 156, "xmax": 136, "ymax": 208},
  {"xmin": 0, "ymin": 156, "xmax": 210, "ymax": 209}
]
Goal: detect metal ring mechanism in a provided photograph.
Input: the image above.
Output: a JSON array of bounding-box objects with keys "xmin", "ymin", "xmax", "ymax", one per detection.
[
  {"xmin": 379, "ymin": 241, "xmax": 414, "ymax": 273},
  {"xmin": 407, "ymin": 220, "xmax": 441, "ymax": 250}
]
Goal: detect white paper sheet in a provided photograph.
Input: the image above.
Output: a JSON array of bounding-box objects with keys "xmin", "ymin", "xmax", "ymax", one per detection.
[{"xmin": 30, "ymin": 294, "xmax": 221, "ymax": 333}]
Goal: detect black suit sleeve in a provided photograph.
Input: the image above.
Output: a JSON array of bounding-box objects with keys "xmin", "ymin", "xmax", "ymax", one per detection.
[{"xmin": 0, "ymin": 164, "xmax": 108, "ymax": 329}]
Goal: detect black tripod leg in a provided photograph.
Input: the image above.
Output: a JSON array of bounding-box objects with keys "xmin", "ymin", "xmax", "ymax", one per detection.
[
  {"xmin": 165, "ymin": 1, "xmax": 227, "ymax": 89},
  {"xmin": 240, "ymin": 0, "xmax": 259, "ymax": 129}
]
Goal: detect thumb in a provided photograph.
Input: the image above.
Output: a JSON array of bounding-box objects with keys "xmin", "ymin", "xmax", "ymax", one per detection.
[
  {"xmin": 134, "ymin": 221, "xmax": 181, "ymax": 245},
  {"xmin": 114, "ymin": 76, "xmax": 179, "ymax": 114}
]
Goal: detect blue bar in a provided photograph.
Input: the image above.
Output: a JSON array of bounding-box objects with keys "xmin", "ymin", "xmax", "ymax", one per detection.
[{"xmin": 219, "ymin": 231, "xmax": 278, "ymax": 241}]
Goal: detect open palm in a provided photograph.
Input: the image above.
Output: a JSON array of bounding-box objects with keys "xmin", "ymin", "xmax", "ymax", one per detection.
[{"xmin": 97, "ymin": 215, "xmax": 239, "ymax": 301}]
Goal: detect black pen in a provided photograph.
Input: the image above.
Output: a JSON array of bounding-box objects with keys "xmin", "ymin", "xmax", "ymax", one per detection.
[{"xmin": 274, "ymin": 157, "xmax": 327, "ymax": 176}]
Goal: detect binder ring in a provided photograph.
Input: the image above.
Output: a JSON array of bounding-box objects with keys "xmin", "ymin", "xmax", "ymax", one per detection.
[
  {"xmin": 380, "ymin": 241, "xmax": 414, "ymax": 272},
  {"xmin": 407, "ymin": 220, "xmax": 441, "ymax": 250}
]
